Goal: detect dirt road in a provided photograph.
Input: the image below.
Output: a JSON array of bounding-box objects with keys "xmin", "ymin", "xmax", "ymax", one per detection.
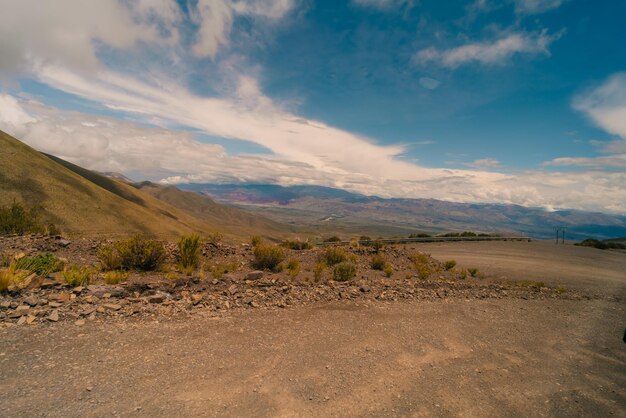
[{"xmin": 1, "ymin": 242, "xmax": 625, "ymax": 417}]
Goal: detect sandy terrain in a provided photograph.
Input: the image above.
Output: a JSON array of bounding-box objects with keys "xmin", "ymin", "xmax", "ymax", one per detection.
[{"xmin": 1, "ymin": 241, "xmax": 625, "ymax": 417}]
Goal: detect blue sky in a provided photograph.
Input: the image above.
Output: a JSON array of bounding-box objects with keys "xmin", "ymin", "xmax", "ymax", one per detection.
[{"xmin": 0, "ymin": 0, "xmax": 625, "ymax": 213}]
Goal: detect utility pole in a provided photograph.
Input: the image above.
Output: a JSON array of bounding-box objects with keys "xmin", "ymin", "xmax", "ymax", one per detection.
[
  {"xmin": 562, "ymin": 227, "xmax": 566, "ymax": 244},
  {"xmin": 554, "ymin": 226, "xmax": 566, "ymax": 244}
]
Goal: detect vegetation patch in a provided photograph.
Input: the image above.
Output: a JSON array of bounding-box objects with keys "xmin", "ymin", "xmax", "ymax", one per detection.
[
  {"xmin": 467, "ymin": 268, "xmax": 479, "ymax": 278},
  {"xmin": 313, "ymin": 262, "xmax": 326, "ymax": 282},
  {"xmin": 281, "ymin": 240, "xmax": 312, "ymax": 250},
  {"xmin": 333, "ymin": 262, "xmax": 356, "ymax": 282},
  {"xmin": 15, "ymin": 253, "xmax": 64, "ymax": 276},
  {"xmin": 250, "ymin": 235, "xmax": 262, "ymax": 247},
  {"xmin": 286, "ymin": 259, "xmax": 300, "ymax": 277},
  {"xmin": 104, "ymin": 270, "xmax": 128, "ymax": 285},
  {"xmin": 178, "ymin": 233, "xmax": 201, "ymax": 269},
  {"xmin": 370, "ymin": 254, "xmax": 387, "ymax": 270},
  {"xmin": 443, "ymin": 260, "xmax": 457, "ymax": 270},
  {"xmin": 324, "ymin": 236, "xmax": 341, "ymax": 243},
  {"xmin": 62, "ymin": 265, "xmax": 91, "ymax": 287},
  {"xmin": 575, "ymin": 238, "xmax": 626, "ymax": 250},
  {"xmin": 98, "ymin": 235, "xmax": 166, "ymax": 271},
  {"xmin": 252, "ymin": 244, "xmax": 285, "ymax": 271},
  {"xmin": 320, "ymin": 246, "xmax": 347, "ymax": 266},
  {"xmin": 0, "ymin": 201, "xmax": 45, "ymax": 235}
]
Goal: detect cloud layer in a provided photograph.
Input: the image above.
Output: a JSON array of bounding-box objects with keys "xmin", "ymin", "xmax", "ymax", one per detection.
[{"xmin": 414, "ymin": 30, "xmax": 561, "ymax": 68}]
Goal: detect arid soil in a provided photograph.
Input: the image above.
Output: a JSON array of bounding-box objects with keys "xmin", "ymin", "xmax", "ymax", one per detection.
[{"xmin": 1, "ymin": 238, "xmax": 625, "ymax": 417}]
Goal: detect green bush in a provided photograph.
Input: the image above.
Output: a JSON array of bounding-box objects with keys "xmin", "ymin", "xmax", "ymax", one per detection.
[
  {"xmin": 250, "ymin": 235, "xmax": 262, "ymax": 247},
  {"xmin": 178, "ymin": 233, "xmax": 201, "ymax": 269},
  {"xmin": 324, "ymin": 236, "xmax": 341, "ymax": 243},
  {"xmin": 443, "ymin": 260, "xmax": 457, "ymax": 270},
  {"xmin": 333, "ymin": 262, "xmax": 356, "ymax": 282},
  {"xmin": 0, "ymin": 201, "xmax": 45, "ymax": 235},
  {"xmin": 575, "ymin": 238, "xmax": 626, "ymax": 250},
  {"xmin": 14, "ymin": 253, "xmax": 64, "ymax": 276},
  {"xmin": 98, "ymin": 235, "xmax": 165, "ymax": 271},
  {"xmin": 313, "ymin": 262, "xmax": 325, "ymax": 282},
  {"xmin": 383, "ymin": 264, "xmax": 393, "ymax": 278},
  {"xmin": 468, "ymin": 268, "xmax": 479, "ymax": 277},
  {"xmin": 370, "ymin": 254, "xmax": 387, "ymax": 270},
  {"xmin": 253, "ymin": 244, "xmax": 285, "ymax": 271},
  {"xmin": 104, "ymin": 270, "xmax": 128, "ymax": 285},
  {"xmin": 281, "ymin": 240, "xmax": 312, "ymax": 250},
  {"xmin": 320, "ymin": 247, "xmax": 347, "ymax": 266},
  {"xmin": 286, "ymin": 259, "xmax": 300, "ymax": 277},
  {"xmin": 409, "ymin": 233, "xmax": 431, "ymax": 238},
  {"xmin": 62, "ymin": 265, "xmax": 91, "ymax": 287}
]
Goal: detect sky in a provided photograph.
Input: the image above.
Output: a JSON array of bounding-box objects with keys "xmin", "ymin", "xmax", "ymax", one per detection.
[{"xmin": 0, "ymin": 0, "xmax": 625, "ymax": 214}]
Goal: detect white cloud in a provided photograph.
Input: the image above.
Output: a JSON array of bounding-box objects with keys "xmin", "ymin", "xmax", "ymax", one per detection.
[
  {"xmin": 0, "ymin": 0, "xmax": 178, "ymax": 77},
  {"xmin": 2, "ymin": 93, "xmax": 625, "ymax": 214},
  {"xmin": 414, "ymin": 30, "xmax": 562, "ymax": 68},
  {"xmin": 514, "ymin": 0, "xmax": 564, "ymax": 15},
  {"xmin": 419, "ymin": 77, "xmax": 440, "ymax": 90},
  {"xmin": 463, "ymin": 158, "xmax": 503, "ymax": 170},
  {"xmin": 351, "ymin": 0, "xmax": 412, "ymax": 10},
  {"xmin": 573, "ymin": 72, "xmax": 626, "ymax": 139},
  {"xmin": 543, "ymin": 72, "xmax": 626, "ymax": 171}
]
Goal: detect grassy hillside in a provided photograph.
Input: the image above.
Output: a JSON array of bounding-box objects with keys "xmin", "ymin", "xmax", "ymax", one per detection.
[
  {"xmin": 0, "ymin": 130, "xmax": 289, "ymax": 240},
  {"xmin": 130, "ymin": 181, "xmax": 293, "ymax": 239}
]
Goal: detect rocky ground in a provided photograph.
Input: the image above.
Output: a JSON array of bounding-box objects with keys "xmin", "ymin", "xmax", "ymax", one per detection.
[
  {"xmin": 1, "ymin": 236, "xmax": 624, "ymax": 417},
  {"xmin": 0, "ymin": 235, "xmax": 604, "ymax": 327}
]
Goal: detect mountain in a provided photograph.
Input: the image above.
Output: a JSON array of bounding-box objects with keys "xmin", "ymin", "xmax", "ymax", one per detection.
[
  {"xmin": 0, "ymin": 130, "xmax": 289, "ymax": 240},
  {"xmin": 178, "ymin": 183, "xmax": 626, "ymax": 240}
]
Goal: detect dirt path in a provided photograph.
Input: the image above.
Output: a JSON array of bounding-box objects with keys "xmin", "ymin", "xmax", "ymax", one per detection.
[
  {"xmin": 1, "ymin": 297, "xmax": 625, "ymax": 417},
  {"xmin": 1, "ymin": 241, "xmax": 625, "ymax": 417}
]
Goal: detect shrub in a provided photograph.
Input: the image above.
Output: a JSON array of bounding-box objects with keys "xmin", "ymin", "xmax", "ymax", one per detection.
[
  {"xmin": 178, "ymin": 233, "xmax": 201, "ymax": 269},
  {"xmin": 205, "ymin": 231, "xmax": 223, "ymax": 245},
  {"xmin": 253, "ymin": 244, "xmax": 285, "ymax": 271},
  {"xmin": 370, "ymin": 254, "xmax": 387, "ymax": 270},
  {"xmin": 0, "ymin": 201, "xmax": 45, "ymax": 235},
  {"xmin": 443, "ymin": 260, "xmax": 457, "ymax": 270},
  {"xmin": 104, "ymin": 270, "xmax": 128, "ymax": 285},
  {"xmin": 460, "ymin": 231, "xmax": 477, "ymax": 237},
  {"xmin": 383, "ymin": 264, "xmax": 393, "ymax": 278},
  {"xmin": 313, "ymin": 262, "xmax": 326, "ymax": 282},
  {"xmin": 410, "ymin": 252, "xmax": 432, "ymax": 280},
  {"xmin": 324, "ymin": 236, "xmax": 341, "ymax": 243},
  {"xmin": 98, "ymin": 235, "xmax": 165, "ymax": 271},
  {"xmin": 286, "ymin": 259, "xmax": 300, "ymax": 277},
  {"xmin": 371, "ymin": 240, "xmax": 384, "ymax": 253},
  {"xmin": 209, "ymin": 261, "xmax": 238, "ymax": 279},
  {"xmin": 281, "ymin": 240, "xmax": 312, "ymax": 250},
  {"xmin": 359, "ymin": 235, "xmax": 372, "ymax": 241},
  {"xmin": 250, "ymin": 235, "xmax": 262, "ymax": 247},
  {"xmin": 320, "ymin": 247, "xmax": 347, "ymax": 266},
  {"xmin": 0, "ymin": 261, "xmax": 28, "ymax": 293},
  {"xmin": 14, "ymin": 253, "xmax": 64, "ymax": 276},
  {"xmin": 468, "ymin": 268, "xmax": 479, "ymax": 277},
  {"xmin": 333, "ymin": 262, "xmax": 356, "ymax": 282},
  {"xmin": 62, "ymin": 265, "xmax": 91, "ymax": 287},
  {"xmin": 555, "ymin": 286, "xmax": 567, "ymax": 294},
  {"xmin": 575, "ymin": 238, "xmax": 626, "ymax": 250},
  {"xmin": 409, "ymin": 233, "xmax": 431, "ymax": 238}
]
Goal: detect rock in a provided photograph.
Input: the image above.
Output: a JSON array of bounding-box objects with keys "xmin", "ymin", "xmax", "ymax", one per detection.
[
  {"xmin": 250, "ymin": 301, "xmax": 260, "ymax": 308},
  {"xmin": 48, "ymin": 302, "xmax": 63, "ymax": 308},
  {"xmin": 73, "ymin": 286, "xmax": 84, "ymax": 293},
  {"xmin": 47, "ymin": 310, "xmax": 59, "ymax": 322},
  {"xmin": 58, "ymin": 239, "xmax": 71, "ymax": 247},
  {"xmin": 48, "ymin": 293, "xmax": 70, "ymax": 302},
  {"xmin": 147, "ymin": 294, "xmax": 165, "ymax": 304},
  {"xmin": 75, "ymin": 319, "xmax": 86, "ymax": 326},
  {"xmin": 16, "ymin": 316, "xmax": 27, "ymax": 325},
  {"xmin": 23, "ymin": 296, "xmax": 38, "ymax": 307},
  {"xmin": 228, "ymin": 284, "xmax": 238, "ymax": 295},
  {"xmin": 81, "ymin": 306, "xmax": 96, "ymax": 316},
  {"xmin": 9, "ymin": 305, "xmax": 30, "ymax": 318},
  {"xmin": 0, "ymin": 301, "xmax": 11, "ymax": 309},
  {"xmin": 103, "ymin": 303, "xmax": 122, "ymax": 311},
  {"xmin": 191, "ymin": 294, "xmax": 203, "ymax": 305},
  {"xmin": 246, "ymin": 271, "xmax": 264, "ymax": 281},
  {"xmin": 26, "ymin": 315, "xmax": 37, "ymax": 325}
]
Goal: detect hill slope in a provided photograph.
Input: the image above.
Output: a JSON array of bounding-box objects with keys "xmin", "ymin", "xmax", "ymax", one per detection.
[{"xmin": 0, "ymin": 130, "xmax": 288, "ymax": 239}]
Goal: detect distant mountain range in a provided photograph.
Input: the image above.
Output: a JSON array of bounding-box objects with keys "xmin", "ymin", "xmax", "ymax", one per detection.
[{"xmin": 179, "ymin": 183, "xmax": 626, "ymax": 240}]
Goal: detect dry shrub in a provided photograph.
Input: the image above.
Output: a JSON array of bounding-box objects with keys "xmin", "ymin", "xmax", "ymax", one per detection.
[
  {"xmin": 253, "ymin": 244, "xmax": 285, "ymax": 271},
  {"xmin": 178, "ymin": 233, "xmax": 201, "ymax": 269},
  {"xmin": 333, "ymin": 262, "xmax": 356, "ymax": 282},
  {"xmin": 320, "ymin": 246, "xmax": 347, "ymax": 266}
]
